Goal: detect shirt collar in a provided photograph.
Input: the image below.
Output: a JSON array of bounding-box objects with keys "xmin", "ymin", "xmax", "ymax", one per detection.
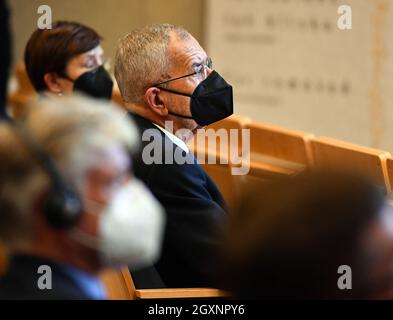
[
  {"xmin": 59, "ymin": 264, "xmax": 107, "ymax": 300},
  {"xmin": 153, "ymin": 123, "xmax": 189, "ymax": 154}
]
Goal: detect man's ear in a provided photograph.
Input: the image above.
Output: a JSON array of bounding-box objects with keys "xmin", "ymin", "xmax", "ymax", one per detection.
[
  {"xmin": 144, "ymin": 87, "xmax": 169, "ymax": 117},
  {"xmin": 43, "ymin": 72, "xmax": 63, "ymax": 94}
]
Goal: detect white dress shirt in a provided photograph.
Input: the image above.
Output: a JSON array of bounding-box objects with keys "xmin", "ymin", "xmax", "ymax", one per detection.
[{"xmin": 153, "ymin": 123, "xmax": 190, "ymax": 154}]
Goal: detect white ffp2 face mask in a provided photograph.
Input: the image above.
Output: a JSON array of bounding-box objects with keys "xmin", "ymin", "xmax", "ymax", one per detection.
[{"xmin": 71, "ymin": 178, "xmax": 165, "ymax": 269}]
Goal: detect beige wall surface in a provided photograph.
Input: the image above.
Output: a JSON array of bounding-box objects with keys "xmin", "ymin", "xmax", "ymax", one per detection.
[
  {"xmin": 206, "ymin": 0, "xmax": 393, "ymax": 152},
  {"xmin": 9, "ymin": 0, "xmax": 204, "ymax": 69}
]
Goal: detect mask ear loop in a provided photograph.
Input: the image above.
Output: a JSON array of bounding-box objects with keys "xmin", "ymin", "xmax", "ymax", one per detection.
[
  {"xmin": 83, "ymin": 198, "xmax": 105, "ymax": 217},
  {"xmin": 49, "ymin": 72, "xmax": 73, "ymax": 96},
  {"xmin": 68, "ymin": 198, "xmax": 104, "ymax": 251},
  {"xmin": 153, "ymin": 71, "xmax": 201, "ymax": 120},
  {"xmin": 55, "ymin": 68, "xmax": 94, "ymax": 96},
  {"xmin": 70, "ymin": 228, "xmax": 102, "ymax": 251},
  {"xmin": 155, "ymin": 87, "xmax": 195, "ymax": 119},
  {"xmin": 167, "ymin": 111, "xmax": 194, "ymax": 120},
  {"xmin": 57, "ymin": 70, "xmax": 76, "ymax": 83},
  {"xmin": 156, "ymin": 86, "xmax": 192, "ymax": 97}
]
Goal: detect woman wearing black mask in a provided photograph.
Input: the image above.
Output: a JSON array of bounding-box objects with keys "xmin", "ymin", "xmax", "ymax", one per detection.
[{"xmin": 24, "ymin": 21, "xmax": 113, "ymax": 100}]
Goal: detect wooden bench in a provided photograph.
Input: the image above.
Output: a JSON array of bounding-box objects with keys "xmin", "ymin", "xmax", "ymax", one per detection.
[
  {"xmin": 310, "ymin": 136, "xmax": 391, "ymax": 192},
  {"xmin": 233, "ymin": 122, "xmax": 314, "ymax": 190},
  {"xmin": 384, "ymin": 156, "xmax": 393, "ymax": 193},
  {"xmin": 99, "ymin": 267, "xmax": 228, "ymax": 300}
]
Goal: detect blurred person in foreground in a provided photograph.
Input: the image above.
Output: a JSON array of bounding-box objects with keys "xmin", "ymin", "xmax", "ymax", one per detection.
[
  {"xmin": 115, "ymin": 24, "xmax": 233, "ymax": 288},
  {"xmin": 218, "ymin": 171, "xmax": 393, "ymax": 299},
  {"xmin": 24, "ymin": 21, "xmax": 113, "ymax": 100},
  {"xmin": 0, "ymin": 96, "xmax": 164, "ymax": 299}
]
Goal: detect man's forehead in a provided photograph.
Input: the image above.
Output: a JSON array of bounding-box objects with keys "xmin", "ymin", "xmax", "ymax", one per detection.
[
  {"xmin": 168, "ymin": 32, "xmax": 207, "ymax": 65},
  {"xmin": 94, "ymin": 145, "xmax": 130, "ymax": 170}
]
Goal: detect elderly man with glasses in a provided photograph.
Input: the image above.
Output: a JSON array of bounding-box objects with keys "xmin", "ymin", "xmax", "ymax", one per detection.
[{"xmin": 114, "ymin": 24, "xmax": 234, "ymax": 288}]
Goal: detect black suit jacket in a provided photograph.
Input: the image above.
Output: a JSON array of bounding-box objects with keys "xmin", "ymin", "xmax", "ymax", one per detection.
[
  {"xmin": 129, "ymin": 113, "xmax": 227, "ymax": 288},
  {"xmin": 0, "ymin": 254, "xmax": 92, "ymax": 300}
]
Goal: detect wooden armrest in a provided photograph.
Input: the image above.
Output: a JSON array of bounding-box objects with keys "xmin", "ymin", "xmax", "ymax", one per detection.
[{"xmin": 135, "ymin": 288, "xmax": 228, "ymax": 299}]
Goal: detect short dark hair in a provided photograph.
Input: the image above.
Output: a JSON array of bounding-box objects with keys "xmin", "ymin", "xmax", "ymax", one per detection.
[
  {"xmin": 24, "ymin": 21, "xmax": 102, "ymax": 92},
  {"xmin": 218, "ymin": 171, "xmax": 385, "ymax": 299}
]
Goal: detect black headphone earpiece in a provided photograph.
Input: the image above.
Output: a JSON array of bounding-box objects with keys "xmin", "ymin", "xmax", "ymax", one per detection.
[
  {"xmin": 11, "ymin": 121, "xmax": 83, "ymax": 230},
  {"xmin": 43, "ymin": 181, "xmax": 82, "ymax": 230}
]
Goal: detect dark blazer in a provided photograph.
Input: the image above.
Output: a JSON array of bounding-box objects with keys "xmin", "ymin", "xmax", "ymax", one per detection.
[
  {"xmin": 0, "ymin": 254, "xmax": 91, "ymax": 300},
  {"xmin": 129, "ymin": 113, "xmax": 227, "ymax": 288}
]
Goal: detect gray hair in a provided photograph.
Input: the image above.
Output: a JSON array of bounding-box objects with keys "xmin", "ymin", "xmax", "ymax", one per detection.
[
  {"xmin": 0, "ymin": 95, "xmax": 139, "ymax": 245},
  {"xmin": 114, "ymin": 24, "xmax": 191, "ymax": 104}
]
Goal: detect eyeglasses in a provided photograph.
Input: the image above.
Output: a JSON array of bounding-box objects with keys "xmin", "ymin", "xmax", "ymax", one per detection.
[{"xmin": 154, "ymin": 57, "xmax": 213, "ymax": 86}]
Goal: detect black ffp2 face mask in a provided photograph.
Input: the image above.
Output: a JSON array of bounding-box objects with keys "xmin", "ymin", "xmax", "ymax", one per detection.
[
  {"xmin": 65, "ymin": 65, "xmax": 114, "ymax": 100},
  {"xmin": 156, "ymin": 70, "xmax": 234, "ymax": 126}
]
